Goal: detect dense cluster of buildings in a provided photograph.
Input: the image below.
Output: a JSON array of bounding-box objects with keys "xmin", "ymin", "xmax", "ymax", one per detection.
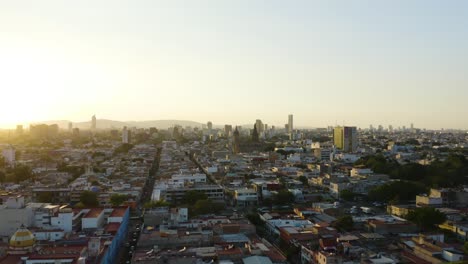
[{"xmin": 0, "ymin": 115, "xmax": 467, "ymax": 263}]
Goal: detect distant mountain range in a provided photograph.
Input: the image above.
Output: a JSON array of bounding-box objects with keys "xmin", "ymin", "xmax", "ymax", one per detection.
[{"xmin": 29, "ymin": 119, "xmax": 205, "ymax": 130}]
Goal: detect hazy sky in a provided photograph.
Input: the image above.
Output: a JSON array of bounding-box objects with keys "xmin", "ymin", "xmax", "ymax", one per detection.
[{"xmin": 1, "ymin": 1, "xmax": 468, "ymax": 129}]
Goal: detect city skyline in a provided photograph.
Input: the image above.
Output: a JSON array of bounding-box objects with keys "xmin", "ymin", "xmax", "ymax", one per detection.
[
  {"xmin": 1, "ymin": 1, "xmax": 468, "ymax": 129},
  {"xmin": 0, "ymin": 115, "xmax": 435, "ymax": 131}
]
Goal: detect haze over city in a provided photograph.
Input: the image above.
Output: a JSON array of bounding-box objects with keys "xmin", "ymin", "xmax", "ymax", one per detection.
[
  {"xmin": 3, "ymin": 2, "xmax": 468, "ymax": 264},
  {"xmin": 2, "ymin": 0, "xmax": 468, "ymax": 129}
]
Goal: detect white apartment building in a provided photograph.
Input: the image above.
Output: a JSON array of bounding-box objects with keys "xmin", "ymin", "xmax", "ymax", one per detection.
[
  {"xmin": 169, "ymin": 173, "xmax": 206, "ymax": 185},
  {"xmin": 234, "ymin": 188, "xmax": 258, "ymax": 207}
]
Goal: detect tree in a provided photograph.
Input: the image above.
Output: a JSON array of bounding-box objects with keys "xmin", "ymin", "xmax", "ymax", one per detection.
[
  {"xmin": 80, "ymin": 191, "xmax": 99, "ymax": 207},
  {"xmin": 247, "ymin": 213, "xmax": 265, "ymax": 226},
  {"xmin": 274, "ymin": 190, "xmax": 295, "ymax": 205},
  {"xmin": 333, "ymin": 215, "xmax": 354, "ymax": 231},
  {"xmin": 74, "ymin": 202, "xmax": 85, "ymax": 208},
  {"xmin": 11, "ymin": 165, "xmax": 32, "ymax": 183},
  {"xmin": 464, "ymin": 242, "xmax": 468, "ymax": 255},
  {"xmin": 193, "ymin": 200, "xmax": 224, "ymax": 215},
  {"xmin": 110, "ymin": 194, "xmax": 129, "ymax": 206},
  {"xmin": 37, "ymin": 192, "xmax": 54, "ymax": 203},
  {"xmin": 298, "ymin": 176, "xmax": 309, "ymax": 186},
  {"xmin": 113, "ymin": 143, "xmax": 134, "ymax": 155},
  {"xmin": 0, "ymin": 171, "xmax": 5, "ymax": 182},
  {"xmin": 182, "ymin": 190, "xmax": 208, "ymax": 205},
  {"xmin": 339, "ymin": 190, "xmax": 356, "ymax": 202},
  {"xmin": 406, "ymin": 207, "xmax": 446, "ymax": 231},
  {"xmin": 252, "ymin": 124, "xmax": 259, "ymax": 142},
  {"xmin": 144, "ymin": 199, "xmax": 170, "ymax": 209},
  {"xmin": 368, "ymin": 181, "xmax": 426, "ymax": 203}
]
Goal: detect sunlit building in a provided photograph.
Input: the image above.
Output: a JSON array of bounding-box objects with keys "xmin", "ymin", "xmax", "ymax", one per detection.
[
  {"xmin": 91, "ymin": 115, "xmax": 97, "ymax": 130},
  {"xmin": 288, "ymin": 114, "xmax": 293, "ymax": 133},
  {"xmin": 122, "ymin": 126, "xmax": 131, "ymax": 144},
  {"xmin": 333, "ymin": 126, "xmax": 357, "ymax": 152}
]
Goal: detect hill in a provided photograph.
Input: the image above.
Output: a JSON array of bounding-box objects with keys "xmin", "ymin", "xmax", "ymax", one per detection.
[{"xmin": 30, "ymin": 119, "xmax": 204, "ymax": 130}]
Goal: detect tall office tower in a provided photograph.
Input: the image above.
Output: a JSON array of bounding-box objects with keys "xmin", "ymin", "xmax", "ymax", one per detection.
[
  {"xmin": 410, "ymin": 123, "xmax": 414, "ymax": 130},
  {"xmin": 207, "ymin": 121, "xmax": 213, "ymax": 131},
  {"xmin": 378, "ymin": 125, "xmax": 383, "ymax": 132},
  {"xmin": 224, "ymin": 125, "xmax": 233, "ymax": 137},
  {"xmin": 369, "ymin": 124, "xmax": 374, "ymax": 132},
  {"xmin": 288, "ymin": 114, "xmax": 293, "ymax": 133},
  {"xmin": 264, "ymin": 124, "xmax": 268, "ymax": 131},
  {"xmin": 233, "ymin": 127, "xmax": 240, "ymax": 154},
  {"xmin": 68, "ymin": 122, "xmax": 73, "ymax": 132},
  {"xmin": 255, "ymin": 119, "xmax": 264, "ymax": 133},
  {"xmin": 389, "ymin": 125, "xmax": 393, "ymax": 133},
  {"xmin": 16, "ymin": 125, "xmax": 23, "ymax": 135},
  {"xmin": 122, "ymin": 126, "xmax": 131, "ymax": 144},
  {"xmin": 91, "ymin": 115, "xmax": 97, "ymax": 130},
  {"xmin": 333, "ymin": 126, "xmax": 357, "ymax": 152}
]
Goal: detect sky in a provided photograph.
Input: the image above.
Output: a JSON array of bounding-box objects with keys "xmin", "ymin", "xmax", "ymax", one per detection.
[{"xmin": 1, "ymin": 1, "xmax": 468, "ymax": 129}]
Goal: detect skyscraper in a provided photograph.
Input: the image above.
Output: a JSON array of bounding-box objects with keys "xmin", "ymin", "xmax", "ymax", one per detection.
[
  {"xmin": 255, "ymin": 119, "xmax": 264, "ymax": 133},
  {"xmin": 91, "ymin": 115, "xmax": 97, "ymax": 130},
  {"xmin": 207, "ymin": 121, "xmax": 213, "ymax": 131},
  {"xmin": 233, "ymin": 127, "xmax": 240, "ymax": 154},
  {"xmin": 333, "ymin": 126, "xmax": 357, "ymax": 152},
  {"xmin": 122, "ymin": 126, "xmax": 131, "ymax": 144},
  {"xmin": 224, "ymin": 125, "xmax": 233, "ymax": 137},
  {"xmin": 288, "ymin": 114, "xmax": 293, "ymax": 133}
]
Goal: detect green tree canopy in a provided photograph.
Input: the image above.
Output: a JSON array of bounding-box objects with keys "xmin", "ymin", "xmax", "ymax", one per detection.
[
  {"xmin": 333, "ymin": 215, "xmax": 354, "ymax": 231},
  {"xmin": 144, "ymin": 199, "xmax": 170, "ymax": 209},
  {"xmin": 11, "ymin": 165, "xmax": 33, "ymax": 183},
  {"xmin": 182, "ymin": 190, "xmax": 208, "ymax": 205},
  {"xmin": 0, "ymin": 171, "xmax": 5, "ymax": 182},
  {"xmin": 368, "ymin": 181, "xmax": 427, "ymax": 203},
  {"xmin": 113, "ymin": 143, "xmax": 134, "ymax": 155},
  {"xmin": 274, "ymin": 190, "xmax": 295, "ymax": 205},
  {"xmin": 355, "ymin": 154, "xmax": 468, "ymax": 187},
  {"xmin": 37, "ymin": 192, "xmax": 54, "ymax": 203},
  {"xmin": 193, "ymin": 199, "xmax": 224, "ymax": 215},
  {"xmin": 110, "ymin": 194, "xmax": 129, "ymax": 206},
  {"xmin": 406, "ymin": 207, "xmax": 446, "ymax": 231},
  {"xmin": 339, "ymin": 189, "xmax": 356, "ymax": 202},
  {"xmin": 80, "ymin": 191, "xmax": 99, "ymax": 207},
  {"xmin": 298, "ymin": 176, "xmax": 309, "ymax": 186},
  {"xmin": 464, "ymin": 242, "xmax": 468, "ymax": 255}
]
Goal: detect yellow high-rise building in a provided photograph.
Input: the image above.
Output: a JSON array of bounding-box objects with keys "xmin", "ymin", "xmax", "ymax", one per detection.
[
  {"xmin": 333, "ymin": 127, "xmax": 344, "ymax": 150},
  {"xmin": 333, "ymin": 126, "xmax": 357, "ymax": 152}
]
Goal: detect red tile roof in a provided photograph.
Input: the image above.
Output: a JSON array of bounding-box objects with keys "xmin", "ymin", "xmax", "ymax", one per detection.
[
  {"xmin": 109, "ymin": 208, "xmax": 127, "ymax": 217},
  {"xmin": 83, "ymin": 208, "xmax": 103, "ymax": 218},
  {"xmin": 105, "ymin": 223, "xmax": 121, "ymax": 234}
]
